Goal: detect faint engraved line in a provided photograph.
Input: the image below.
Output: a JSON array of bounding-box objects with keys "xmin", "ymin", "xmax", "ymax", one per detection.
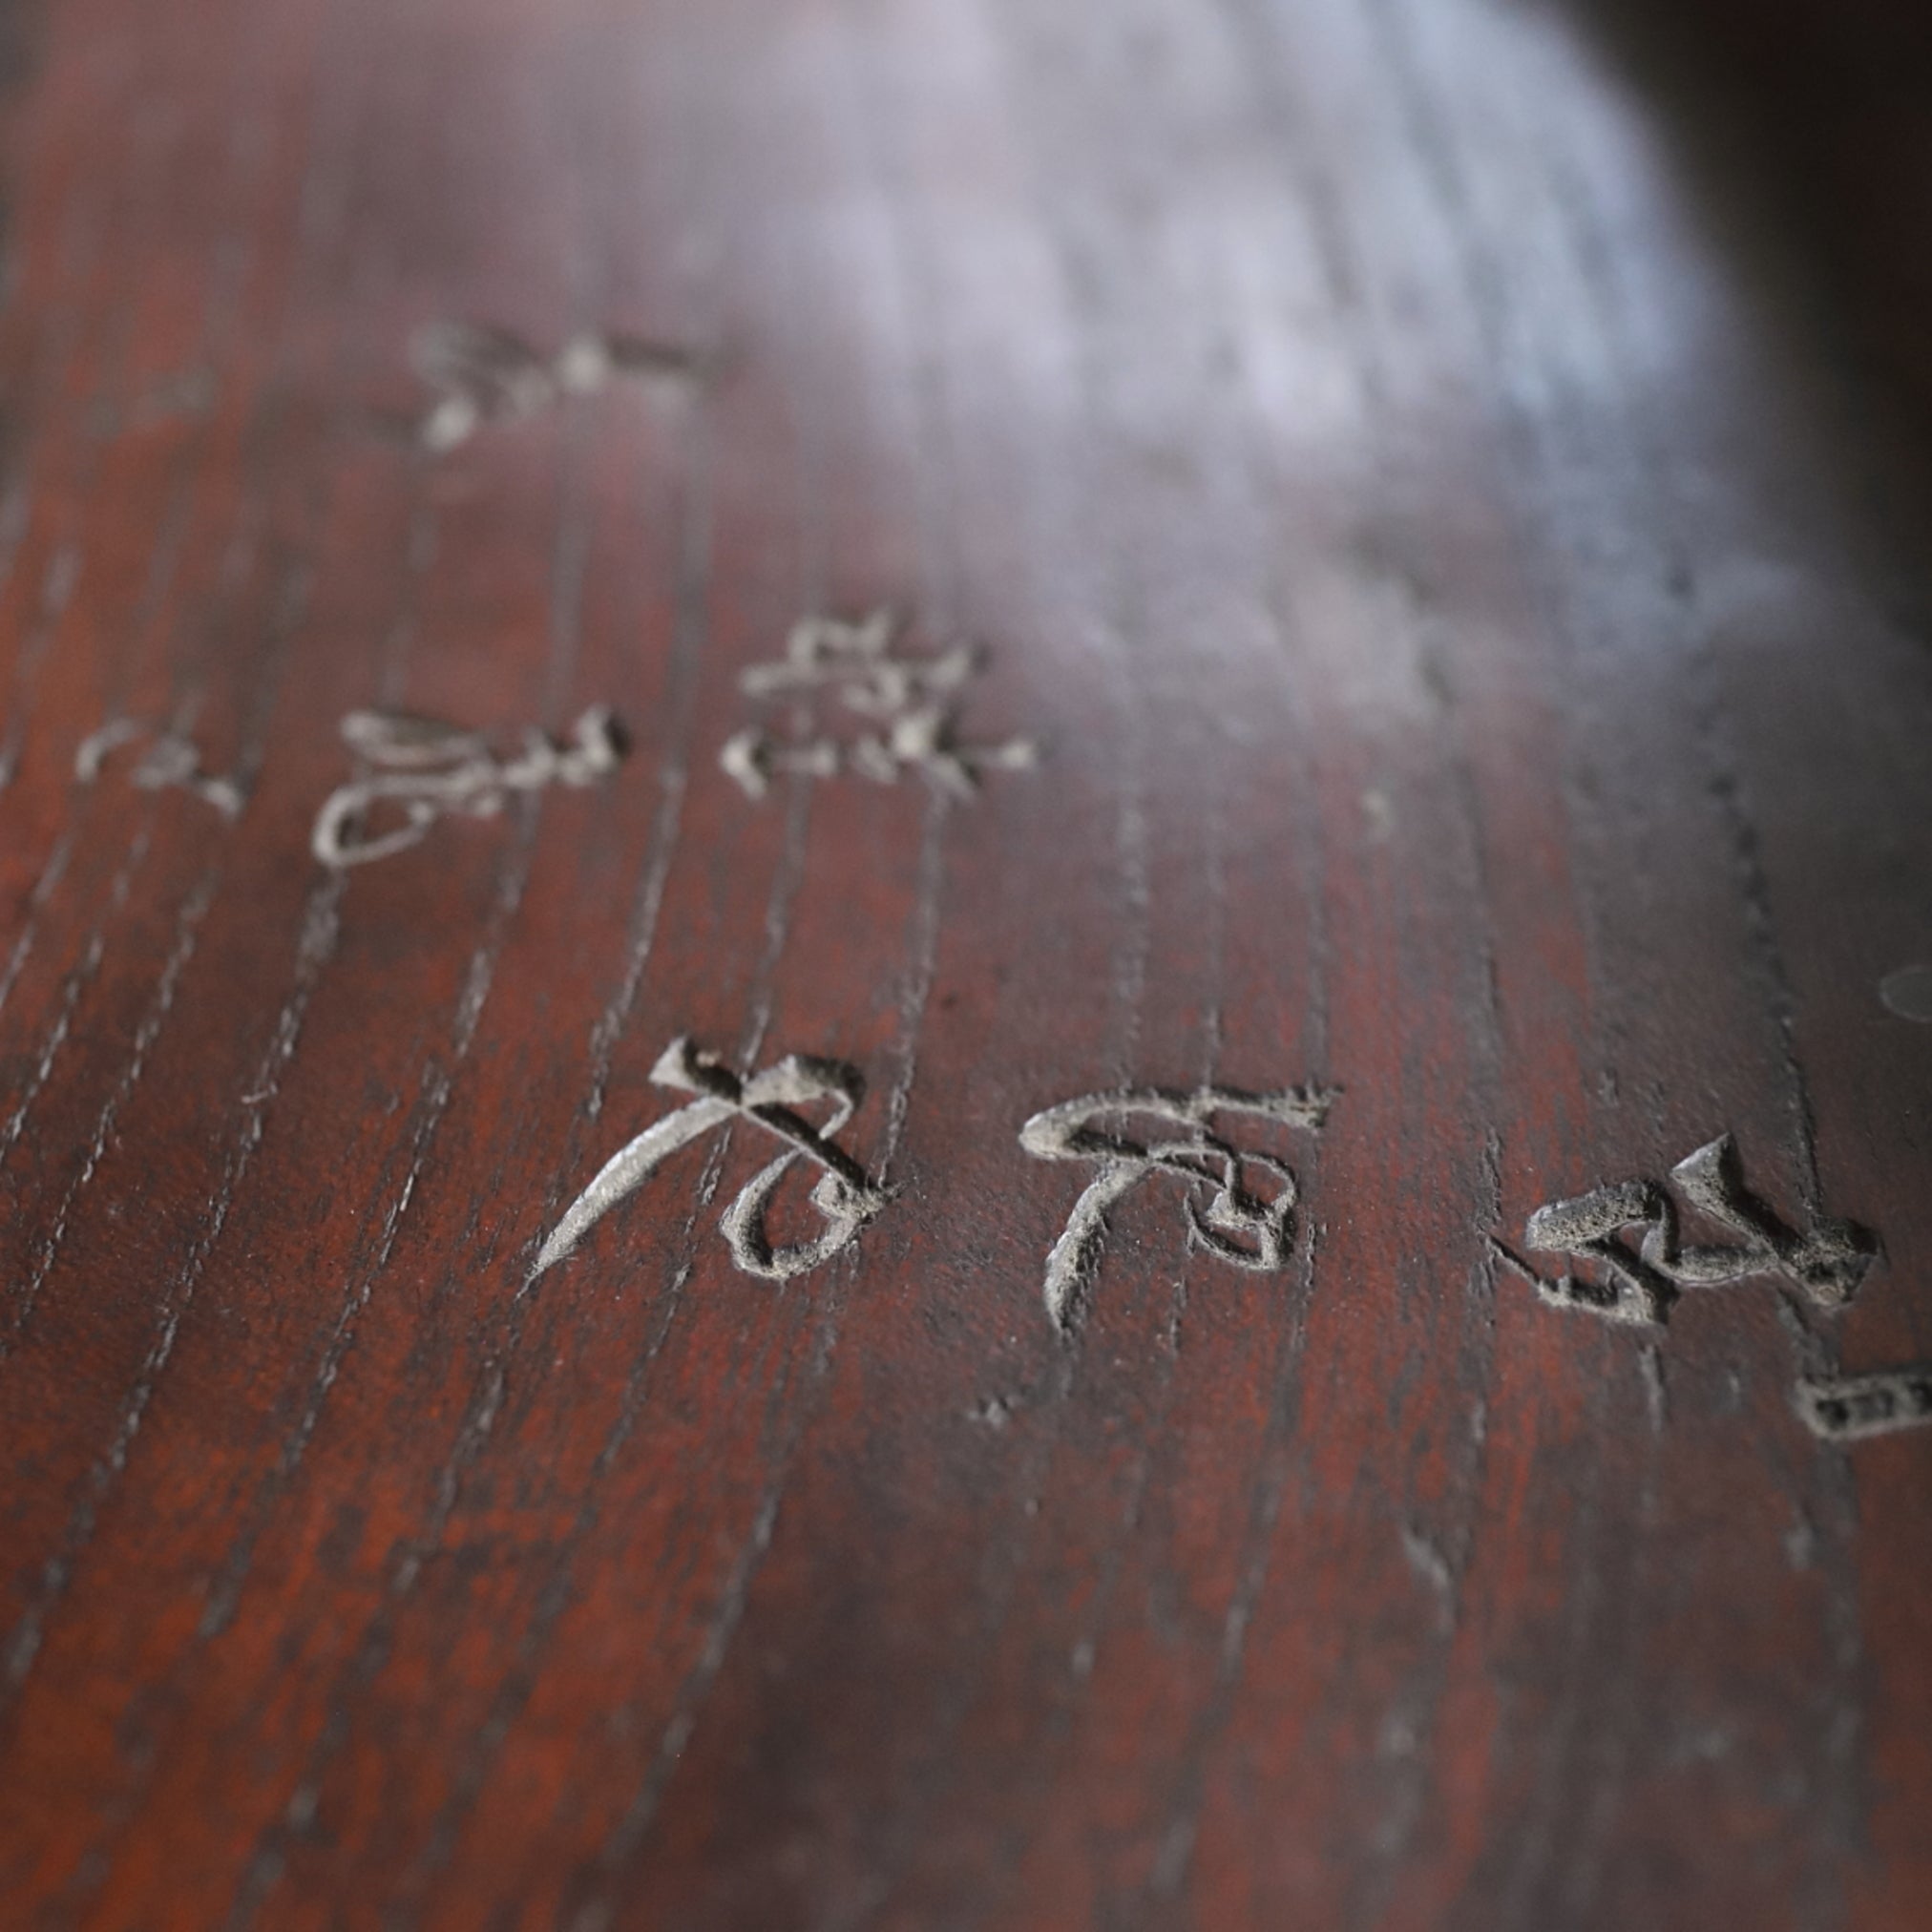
[
  {"xmin": 1, "ymin": 886, "xmax": 343, "ymax": 1697},
  {"xmin": 198, "ymin": 817, "xmax": 540, "ymax": 1644},
  {"xmin": 310, "ymin": 704, "xmax": 622, "ymax": 869},
  {"xmin": 0, "ymin": 831, "xmax": 74, "ymax": 1026},
  {"xmin": 0, "ymin": 544, "xmax": 82, "ymax": 793},
  {"xmin": 4, "ymin": 873, "xmax": 216, "ymax": 1350},
  {"xmin": 75, "ymin": 718, "xmax": 245, "ymax": 817},
  {"xmin": 0, "ymin": 827, "xmax": 153, "ymax": 1170},
  {"xmin": 1019, "ymin": 1083, "xmax": 1336, "ymax": 1336},
  {"xmin": 536, "ymin": 1037, "xmax": 892, "ymax": 1282},
  {"xmin": 1499, "ymin": 1133, "xmax": 1877, "ymax": 1328},
  {"xmin": 410, "ymin": 322, "xmax": 704, "ymax": 452},
  {"xmin": 1797, "ymin": 1367, "xmax": 1932, "ymax": 1443},
  {"xmin": 720, "ymin": 607, "xmax": 1036, "ymax": 802}
]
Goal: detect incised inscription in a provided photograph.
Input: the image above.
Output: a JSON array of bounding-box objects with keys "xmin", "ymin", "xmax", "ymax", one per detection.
[
  {"xmin": 311, "ymin": 705, "xmax": 621, "ymax": 869},
  {"xmin": 537, "ymin": 1038, "xmax": 890, "ymax": 1281},
  {"xmin": 1019, "ymin": 1083, "xmax": 1335, "ymax": 1336},
  {"xmin": 721, "ymin": 609, "xmax": 1035, "ymax": 802}
]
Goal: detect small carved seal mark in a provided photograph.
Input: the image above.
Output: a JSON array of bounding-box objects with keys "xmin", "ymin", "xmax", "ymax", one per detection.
[
  {"xmin": 1502, "ymin": 1134, "xmax": 1878, "ymax": 1327},
  {"xmin": 1019, "ymin": 1083, "xmax": 1335, "ymax": 1337},
  {"xmin": 536, "ymin": 1038, "xmax": 891, "ymax": 1282},
  {"xmin": 411, "ymin": 322, "xmax": 704, "ymax": 452},
  {"xmin": 312, "ymin": 705, "xmax": 622, "ymax": 869},
  {"xmin": 1797, "ymin": 1367, "xmax": 1932, "ymax": 1443},
  {"xmin": 75, "ymin": 719, "xmax": 245, "ymax": 818},
  {"xmin": 722, "ymin": 609, "xmax": 1036, "ymax": 803},
  {"xmin": 1880, "ymin": 964, "xmax": 1932, "ymax": 1024}
]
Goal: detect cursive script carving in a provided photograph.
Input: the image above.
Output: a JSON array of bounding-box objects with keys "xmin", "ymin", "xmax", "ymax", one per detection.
[
  {"xmin": 1501, "ymin": 1134, "xmax": 1877, "ymax": 1327},
  {"xmin": 1019, "ymin": 1083, "xmax": 1335, "ymax": 1336},
  {"xmin": 75, "ymin": 720, "xmax": 244, "ymax": 818},
  {"xmin": 411, "ymin": 322, "xmax": 702, "ymax": 452},
  {"xmin": 721, "ymin": 609, "xmax": 1036, "ymax": 802},
  {"xmin": 536, "ymin": 1038, "xmax": 891, "ymax": 1281},
  {"xmin": 311, "ymin": 705, "xmax": 622, "ymax": 869}
]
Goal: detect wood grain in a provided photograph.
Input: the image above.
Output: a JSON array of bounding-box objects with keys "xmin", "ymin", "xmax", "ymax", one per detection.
[{"xmin": 0, "ymin": 0, "xmax": 1929, "ymax": 1925}]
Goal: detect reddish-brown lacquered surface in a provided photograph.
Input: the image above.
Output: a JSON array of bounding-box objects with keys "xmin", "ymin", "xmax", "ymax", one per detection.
[{"xmin": 0, "ymin": 0, "xmax": 1928, "ymax": 1924}]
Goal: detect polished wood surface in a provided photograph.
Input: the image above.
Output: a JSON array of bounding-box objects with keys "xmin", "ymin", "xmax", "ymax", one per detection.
[{"xmin": 1, "ymin": 0, "xmax": 1929, "ymax": 1925}]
